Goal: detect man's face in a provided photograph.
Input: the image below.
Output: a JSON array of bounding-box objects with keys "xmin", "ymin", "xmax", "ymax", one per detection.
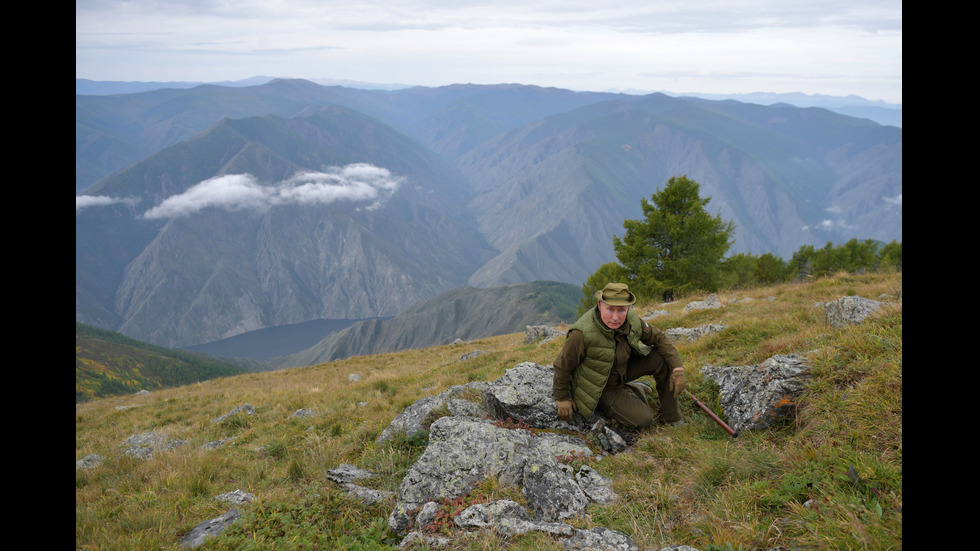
[{"xmin": 598, "ymin": 301, "xmax": 630, "ymax": 330}]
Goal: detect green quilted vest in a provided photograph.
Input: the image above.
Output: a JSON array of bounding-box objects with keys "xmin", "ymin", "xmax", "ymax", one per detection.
[{"xmin": 568, "ymin": 307, "xmax": 652, "ymax": 419}]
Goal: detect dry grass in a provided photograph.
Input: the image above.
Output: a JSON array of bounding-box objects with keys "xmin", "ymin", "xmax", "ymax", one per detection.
[{"xmin": 76, "ymin": 271, "xmax": 902, "ymax": 550}]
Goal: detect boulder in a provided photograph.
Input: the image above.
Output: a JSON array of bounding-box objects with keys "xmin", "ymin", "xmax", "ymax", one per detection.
[
  {"xmin": 824, "ymin": 295, "xmax": 884, "ymax": 328},
  {"xmin": 375, "ymin": 382, "xmax": 491, "ymax": 444},
  {"xmin": 179, "ymin": 509, "xmax": 241, "ymax": 549},
  {"xmin": 700, "ymin": 354, "xmax": 810, "ymax": 432},
  {"xmin": 684, "ymin": 294, "xmax": 722, "ymax": 312}
]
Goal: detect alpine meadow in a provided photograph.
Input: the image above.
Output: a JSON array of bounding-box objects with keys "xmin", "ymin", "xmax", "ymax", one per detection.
[{"xmin": 77, "ymin": 78, "xmax": 901, "ymax": 550}]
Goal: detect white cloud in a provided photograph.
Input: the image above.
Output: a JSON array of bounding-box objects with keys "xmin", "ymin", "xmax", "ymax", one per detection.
[
  {"xmin": 883, "ymin": 193, "xmax": 902, "ymax": 206},
  {"xmin": 76, "ymin": 195, "xmax": 139, "ymax": 212},
  {"xmin": 140, "ymin": 164, "xmax": 404, "ymax": 219},
  {"xmin": 803, "ymin": 218, "xmax": 859, "ymax": 233}
]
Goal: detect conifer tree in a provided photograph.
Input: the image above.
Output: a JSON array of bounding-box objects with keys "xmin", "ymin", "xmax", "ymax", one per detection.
[{"xmin": 611, "ymin": 175, "xmax": 735, "ymax": 297}]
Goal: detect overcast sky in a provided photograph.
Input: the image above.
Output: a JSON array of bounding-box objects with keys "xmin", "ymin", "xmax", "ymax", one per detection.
[{"xmin": 75, "ymin": 0, "xmax": 902, "ymax": 104}]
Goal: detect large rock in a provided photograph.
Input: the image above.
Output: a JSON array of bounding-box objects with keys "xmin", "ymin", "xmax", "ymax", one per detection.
[
  {"xmin": 824, "ymin": 295, "xmax": 884, "ymax": 328},
  {"xmin": 666, "ymin": 324, "xmax": 727, "ymax": 342},
  {"xmin": 375, "ymin": 382, "xmax": 491, "ymax": 444},
  {"xmin": 482, "ymin": 361, "xmax": 585, "ymax": 429},
  {"xmin": 179, "ymin": 509, "xmax": 241, "ymax": 549},
  {"xmin": 700, "ymin": 354, "xmax": 810, "ymax": 433},
  {"xmin": 684, "ymin": 294, "xmax": 722, "ymax": 312},
  {"xmin": 387, "ymin": 415, "xmax": 598, "ymax": 532}
]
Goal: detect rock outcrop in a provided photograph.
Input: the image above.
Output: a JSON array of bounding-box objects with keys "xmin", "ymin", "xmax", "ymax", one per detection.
[
  {"xmin": 824, "ymin": 295, "xmax": 884, "ymax": 328},
  {"xmin": 366, "ymin": 361, "xmax": 634, "ymax": 545},
  {"xmin": 701, "ymin": 354, "xmax": 811, "ymax": 433}
]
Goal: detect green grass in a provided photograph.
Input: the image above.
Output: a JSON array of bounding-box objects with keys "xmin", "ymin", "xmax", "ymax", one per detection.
[{"xmin": 76, "ymin": 271, "xmax": 902, "ymax": 550}]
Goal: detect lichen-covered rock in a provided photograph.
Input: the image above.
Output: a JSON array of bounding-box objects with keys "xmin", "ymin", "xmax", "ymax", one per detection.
[
  {"xmin": 376, "ymin": 382, "xmax": 490, "ymax": 444},
  {"xmin": 326, "ymin": 464, "xmax": 396, "ymax": 505},
  {"xmin": 684, "ymin": 294, "xmax": 722, "ymax": 312},
  {"xmin": 211, "ymin": 403, "xmax": 256, "ymax": 424},
  {"xmin": 179, "ymin": 509, "xmax": 241, "ymax": 549},
  {"xmin": 666, "ymin": 324, "xmax": 727, "ymax": 342},
  {"xmin": 700, "ymin": 354, "xmax": 810, "ymax": 432},
  {"xmin": 454, "ymin": 499, "xmax": 530, "ymax": 530},
  {"xmin": 482, "ymin": 361, "xmax": 599, "ymax": 432},
  {"xmin": 525, "ymin": 324, "xmax": 563, "ymax": 345},
  {"xmin": 388, "ymin": 415, "xmax": 597, "ymax": 533},
  {"xmin": 121, "ymin": 431, "xmax": 186, "ymax": 459},
  {"xmin": 562, "ymin": 526, "xmax": 637, "ymax": 550},
  {"xmin": 824, "ymin": 295, "xmax": 884, "ymax": 328}
]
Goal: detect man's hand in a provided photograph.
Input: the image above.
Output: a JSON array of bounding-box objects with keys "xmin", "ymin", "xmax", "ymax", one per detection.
[
  {"xmin": 556, "ymin": 399, "xmax": 577, "ymax": 420},
  {"xmin": 669, "ymin": 368, "xmax": 686, "ymax": 398}
]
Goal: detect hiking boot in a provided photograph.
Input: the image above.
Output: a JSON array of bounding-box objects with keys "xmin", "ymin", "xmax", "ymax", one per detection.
[{"xmin": 661, "ymin": 418, "xmax": 686, "ymax": 428}]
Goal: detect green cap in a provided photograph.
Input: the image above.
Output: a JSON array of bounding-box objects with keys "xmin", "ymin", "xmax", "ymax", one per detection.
[{"xmin": 594, "ymin": 283, "xmax": 636, "ymax": 306}]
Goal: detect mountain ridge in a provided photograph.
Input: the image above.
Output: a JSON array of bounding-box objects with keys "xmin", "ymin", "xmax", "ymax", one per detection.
[
  {"xmin": 77, "ymin": 79, "xmax": 900, "ymax": 349},
  {"xmin": 268, "ymin": 280, "xmax": 580, "ymax": 369}
]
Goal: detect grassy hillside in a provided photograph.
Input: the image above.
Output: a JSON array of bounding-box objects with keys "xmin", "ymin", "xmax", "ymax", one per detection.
[
  {"xmin": 75, "ymin": 271, "xmax": 902, "ymax": 550},
  {"xmin": 76, "ymin": 323, "xmax": 249, "ymax": 403}
]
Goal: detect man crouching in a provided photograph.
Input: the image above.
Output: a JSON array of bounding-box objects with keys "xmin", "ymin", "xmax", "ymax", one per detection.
[{"xmin": 553, "ymin": 283, "xmax": 686, "ymax": 429}]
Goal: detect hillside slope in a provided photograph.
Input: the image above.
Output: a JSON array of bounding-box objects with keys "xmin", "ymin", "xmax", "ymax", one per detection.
[
  {"xmin": 77, "ymin": 106, "xmax": 495, "ymax": 347},
  {"xmin": 75, "ymin": 323, "xmax": 248, "ymax": 403},
  {"xmin": 76, "ymin": 271, "xmax": 902, "ymax": 550},
  {"xmin": 270, "ymin": 280, "xmax": 580, "ymax": 368}
]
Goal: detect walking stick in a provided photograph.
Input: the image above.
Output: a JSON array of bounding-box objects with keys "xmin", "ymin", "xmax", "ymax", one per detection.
[{"xmin": 685, "ymin": 389, "xmax": 738, "ymax": 438}]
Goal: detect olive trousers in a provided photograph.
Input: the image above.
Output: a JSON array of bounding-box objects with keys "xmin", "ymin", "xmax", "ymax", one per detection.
[{"xmin": 595, "ymin": 350, "xmax": 682, "ymax": 428}]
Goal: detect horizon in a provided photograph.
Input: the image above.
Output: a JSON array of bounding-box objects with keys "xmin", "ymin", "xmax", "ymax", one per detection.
[
  {"xmin": 74, "ymin": 75, "xmax": 902, "ymax": 108},
  {"xmin": 75, "ymin": 1, "xmax": 902, "ymax": 105}
]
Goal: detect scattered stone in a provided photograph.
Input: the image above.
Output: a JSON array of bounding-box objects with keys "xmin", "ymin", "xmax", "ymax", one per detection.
[
  {"xmin": 562, "ymin": 526, "xmax": 637, "ymax": 550},
  {"xmin": 326, "ymin": 464, "xmax": 396, "ymax": 505},
  {"xmin": 595, "ymin": 423, "xmax": 627, "ymax": 454},
  {"xmin": 121, "ymin": 431, "xmax": 186, "ymax": 459},
  {"xmin": 398, "ymin": 531, "xmax": 450, "ymax": 549},
  {"xmin": 643, "ymin": 310, "xmax": 670, "ymax": 319},
  {"xmin": 349, "ymin": 373, "xmax": 362, "ymax": 382},
  {"xmin": 525, "ymin": 325, "xmax": 563, "ymax": 345},
  {"xmin": 179, "ymin": 509, "xmax": 241, "ymax": 549},
  {"xmin": 326, "ymin": 463, "xmax": 379, "ymax": 484},
  {"xmin": 76, "ymin": 454, "xmax": 104, "ymax": 469},
  {"xmin": 289, "ymin": 408, "xmax": 316, "ymax": 419},
  {"xmin": 575, "ymin": 465, "xmax": 617, "ymax": 505},
  {"xmin": 201, "ymin": 437, "xmax": 237, "ymax": 450},
  {"xmin": 666, "ymin": 324, "xmax": 727, "ymax": 342},
  {"xmin": 211, "ymin": 404, "xmax": 255, "ymax": 424},
  {"xmin": 459, "ymin": 349, "xmax": 490, "ymax": 361},
  {"xmin": 683, "ymin": 294, "xmax": 722, "ymax": 312},
  {"xmin": 214, "ymin": 489, "xmax": 255, "ymax": 505}
]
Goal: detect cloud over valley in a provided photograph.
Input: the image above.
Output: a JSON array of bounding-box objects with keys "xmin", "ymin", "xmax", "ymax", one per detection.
[{"xmin": 77, "ymin": 164, "xmax": 405, "ymax": 219}]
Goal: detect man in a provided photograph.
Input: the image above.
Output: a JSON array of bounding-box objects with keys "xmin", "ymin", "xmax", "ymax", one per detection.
[{"xmin": 553, "ymin": 282, "xmax": 686, "ymax": 429}]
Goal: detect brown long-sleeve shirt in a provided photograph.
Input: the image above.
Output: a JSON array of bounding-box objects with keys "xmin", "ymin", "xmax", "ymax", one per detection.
[{"xmin": 552, "ymin": 318, "xmax": 683, "ymax": 402}]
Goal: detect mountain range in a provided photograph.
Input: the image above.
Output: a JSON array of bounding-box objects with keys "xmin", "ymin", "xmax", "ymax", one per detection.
[{"xmin": 76, "ymin": 78, "xmax": 902, "ymax": 354}]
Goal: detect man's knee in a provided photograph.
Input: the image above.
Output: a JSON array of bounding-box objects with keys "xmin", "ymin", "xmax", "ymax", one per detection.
[{"xmin": 605, "ymin": 402, "xmax": 654, "ymax": 429}]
